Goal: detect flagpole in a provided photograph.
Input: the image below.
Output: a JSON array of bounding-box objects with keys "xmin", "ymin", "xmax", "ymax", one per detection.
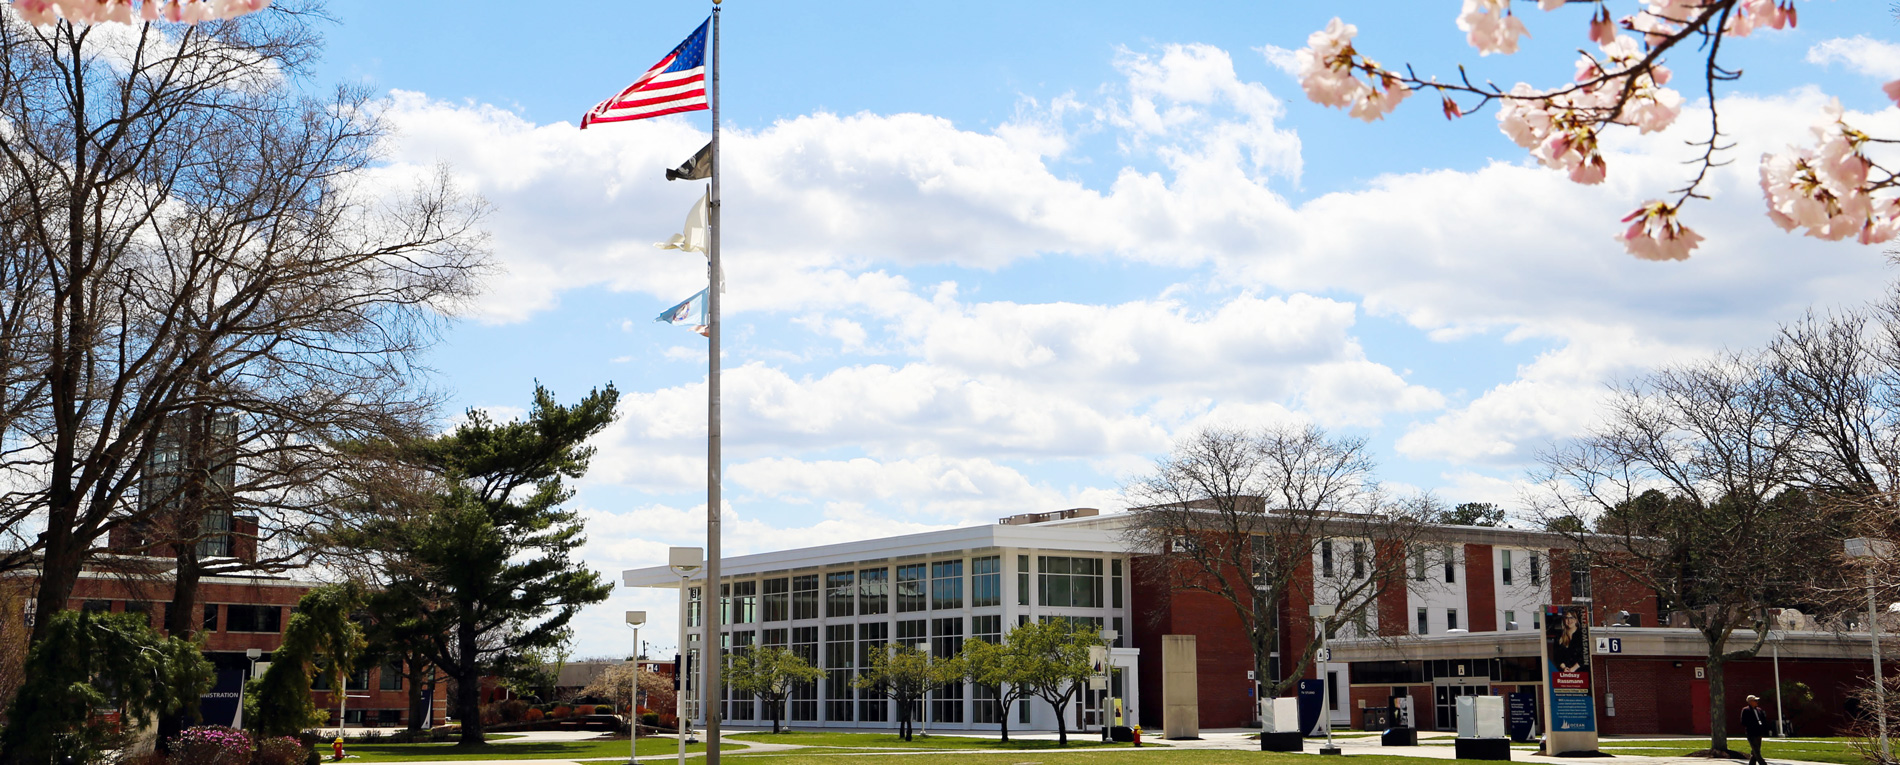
[{"xmin": 703, "ymin": 1, "xmax": 724, "ymax": 764}]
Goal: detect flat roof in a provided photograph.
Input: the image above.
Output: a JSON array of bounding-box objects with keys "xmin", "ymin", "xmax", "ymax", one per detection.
[{"xmin": 622, "ymin": 514, "xmax": 1131, "ymax": 588}]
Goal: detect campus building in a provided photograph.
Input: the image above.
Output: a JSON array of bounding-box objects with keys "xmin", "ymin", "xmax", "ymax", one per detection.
[
  {"xmin": 34, "ymin": 564, "xmax": 447, "ymax": 730},
  {"xmin": 624, "ymin": 508, "xmax": 1890, "ymax": 737},
  {"xmin": 621, "ymin": 508, "xmax": 1140, "ymax": 732}
]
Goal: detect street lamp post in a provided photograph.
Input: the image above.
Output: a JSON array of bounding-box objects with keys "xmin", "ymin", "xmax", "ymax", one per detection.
[
  {"xmin": 1310, "ymin": 603, "xmax": 1339, "ymax": 756},
  {"xmin": 669, "ymin": 547, "xmax": 705, "ymax": 765},
  {"xmin": 1847, "ymin": 538, "xmax": 1892, "ymax": 759},
  {"xmin": 627, "ymin": 611, "xmax": 647, "ymax": 765}
]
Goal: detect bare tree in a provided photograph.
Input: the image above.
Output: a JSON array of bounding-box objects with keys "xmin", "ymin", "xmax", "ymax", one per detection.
[
  {"xmin": 0, "ymin": 4, "xmax": 486, "ymax": 661},
  {"xmin": 1533, "ymin": 350, "xmax": 1848, "ymax": 755},
  {"xmin": 1123, "ymin": 424, "xmax": 1432, "ymax": 726}
]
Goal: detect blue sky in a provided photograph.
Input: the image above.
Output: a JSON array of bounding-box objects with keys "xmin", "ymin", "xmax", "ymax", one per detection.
[{"xmin": 309, "ymin": 0, "xmax": 1900, "ymax": 658}]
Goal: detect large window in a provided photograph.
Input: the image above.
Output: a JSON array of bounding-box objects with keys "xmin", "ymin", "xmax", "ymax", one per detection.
[
  {"xmin": 792, "ymin": 575, "xmax": 819, "ymax": 620},
  {"xmin": 1416, "ymin": 607, "xmax": 1429, "ymax": 635},
  {"xmin": 763, "ymin": 628, "xmax": 789, "ymax": 648},
  {"xmin": 225, "ymin": 605, "xmax": 280, "ymax": 633},
  {"xmin": 1321, "ymin": 540, "xmax": 1335, "ymax": 578},
  {"xmin": 971, "ymin": 556, "xmax": 1001, "ymax": 608},
  {"xmin": 973, "ymin": 682, "xmax": 1000, "ymax": 724},
  {"xmin": 859, "ymin": 568, "xmax": 889, "ymax": 615},
  {"xmin": 791, "ymin": 627, "xmax": 819, "ymax": 721},
  {"xmin": 1038, "ymin": 556, "xmax": 1104, "ymax": 608},
  {"xmin": 1111, "ymin": 558, "xmax": 1123, "ymax": 609},
  {"xmin": 826, "ymin": 572, "xmax": 856, "ymax": 618},
  {"xmin": 931, "ymin": 617, "xmax": 963, "ymax": 658},
  {"xmin": 1017, "ymin": 555, "xmax": 1030, "ymax": 605},
  {"xmin": 764, "ymin": 577, "xmax": 790, "ymax": 622},
  {"xmin": 858, "ymin": 623, "xmax": 890, "ymax": 722},
  {"xmin": 825, "ymin": 624, "xmax": 854, "ymax": 722},
  {"xmin": 688, "ymin": 586, "xmax": 702, "ymax": 628},
  {"xmin": 1351, "ymin": 543, "xmax": 1366, "ymax": 579},
  {"xmin": 1500, "ymin": 550, "xmax": 1515, "ymax": 586},
  {"xmin": 931, "ymin": 560, "xmax": 963, "ymax": 610},
  {"xmin": 931, "ymin": 680, "xmax": 964, "ymax": 723},
  {"xmin": 896, "ymin": 619, "xmax": 926, "ymax": 649},
  {"xmin": 896, "ymin": 564, "xmax": 927, "ymax": 613},
  {"xmin": 1443, "ymin": 548, "xmax": 1457, "ymax": 584},
  {"xmin": 1530, "ymin": 552, "xmax": 1543, "ymax": 586},
  {"xmin": 972, "ymin": 614, "xmax": 1002, "ymax": 644},
  {"xmin": 380, "ymin": 663, "xmax": 403, "ymax": 691},
  {"xmin": 726, "ymin": 581, "xmax": 758, "ymax": 625}
]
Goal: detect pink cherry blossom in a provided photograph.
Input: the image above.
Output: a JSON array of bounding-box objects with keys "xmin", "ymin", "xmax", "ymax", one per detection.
[
  {"xmin": 1348, "ymin": 73, "xmax": 1410, "ymax": 122},
  {"xmin": 1539, "ymin": 0, "xmax": 1566, "ymax": 10},
  {"xmin": 180, "ymin": 0, "xmax": 207, "ymax": 23},
  {"xmin": 1459, "ymin": 0, "xmax": 1530, "ymax": 56},
  {"xmin": 162, "ymin": 0, "xmax": 182, "ymax": 22},
  {"xmin": 1588, "ymin": 7, "xmax": 1617, "ymax": 46},
  {"xmin": 1616, "ymin": 201, "xmax": 1703, "ymax": 261},
  {"xmin": 1885, "ymin": 80, "xmax": 1900, "ymax": 109},
  {"xmin": 1297, "ymin": 18, "xmax": 1359, "ymax": 108},
  {"xmin": 1626, "ymin": 87, "xmax": 1682, "ymax": 133},
  {"xmin": 13, "ymin": 0, "xmax": 56, "ymax": 25}
]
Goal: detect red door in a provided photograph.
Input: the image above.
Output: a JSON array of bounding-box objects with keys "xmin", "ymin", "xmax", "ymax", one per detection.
[{"xmin": 1691, "ymin": 679, "xmax": 1711, "ymax": 735}]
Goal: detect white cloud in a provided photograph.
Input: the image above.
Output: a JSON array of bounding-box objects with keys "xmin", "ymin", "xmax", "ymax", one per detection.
[
  {"xmin": 1256, "ymin": 44, "xmax": 1302, "ymax": 78},
  {"xmin": 1808, "ymin": 36, "xmax": 1900, "ymax": 80}
]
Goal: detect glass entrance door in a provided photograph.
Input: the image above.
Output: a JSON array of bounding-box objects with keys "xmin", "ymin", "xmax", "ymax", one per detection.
[{"xmin": 1433, "ymin": 685, "xmax": 1485, "ymax": 731}]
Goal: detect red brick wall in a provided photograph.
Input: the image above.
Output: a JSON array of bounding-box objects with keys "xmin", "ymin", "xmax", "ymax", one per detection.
[
  {"xmin": 1130, "ymin": 551, "xmax": 1274, "ymax": 729},
  {"xmin": 1550, "ymin": 549, "xmax": 1573, "ymax": 603},
  {"xmin": 1465, "ymin": 544, "xmax": 1497, "ymax": 632},
  {"xmin": 1375, "ymin": 540, "xmax": 1409, "ymax": 637},
  {"xmin": 66, "ymin": 574, "xmax": 444, "ymax": 727}
]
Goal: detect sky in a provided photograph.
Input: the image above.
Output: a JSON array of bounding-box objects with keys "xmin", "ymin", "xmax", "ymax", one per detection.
[{"xmin": 303, "ymin": 0, "xmax": 1900, "ymax": 659}]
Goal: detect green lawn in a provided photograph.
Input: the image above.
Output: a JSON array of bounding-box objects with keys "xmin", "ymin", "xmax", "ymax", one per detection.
[
  {"xmin": 694, "ymin": 752, "xmax": 1562, "ymax": 765},
  {"xmin": 343, "ymin": 736, "xmax": 711, "ymax": 762},
  {"xmin": 727, "ymin": 730, "xmax": 1142, "ymax": 750},
  {"xmin": 1598, "ymin": 738, "xmax": 1867, "ymax": 765}
]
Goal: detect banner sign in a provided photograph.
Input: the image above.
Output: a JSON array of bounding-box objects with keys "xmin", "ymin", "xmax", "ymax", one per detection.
[
  {"xmin": 1508, "ymin": 691, "xmax": 1537, "ymax": 742},
  {"xmin": 1542, "ymin": 604, "xmax": 1596, "ymax": 733},
  {"xmin": 1298, "ymin": 678, "xmax": 1324, "ymax": 735}
]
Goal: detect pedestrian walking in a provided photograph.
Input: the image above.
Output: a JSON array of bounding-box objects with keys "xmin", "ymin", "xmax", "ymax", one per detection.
[{"xmin": 1742, "ymin": 694, "xmax": 1772, "ymax": 765}]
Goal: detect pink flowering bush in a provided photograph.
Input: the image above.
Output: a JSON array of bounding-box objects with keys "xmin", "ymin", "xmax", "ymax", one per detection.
[
  {"xmin": 1296, "ymin": 1, "xmax": 1900, "ymax": 262},
  {"xmin": 167, "ymin": 726, "xmax": 251, "ymax": 765},
  {"xmin": 9, "ymin": 0, "xmax": 268, "ymax": 27}
]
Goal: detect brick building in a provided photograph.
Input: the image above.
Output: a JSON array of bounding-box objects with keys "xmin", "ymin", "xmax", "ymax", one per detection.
[{"xmin": 38, "ymin": 564, "xmax": 447, "ymax": 729}]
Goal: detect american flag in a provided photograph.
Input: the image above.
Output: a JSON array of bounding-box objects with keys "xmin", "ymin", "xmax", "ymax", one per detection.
[{"xmin": 581, "ymin": 19, "xmax": 709, "ymax": 128}]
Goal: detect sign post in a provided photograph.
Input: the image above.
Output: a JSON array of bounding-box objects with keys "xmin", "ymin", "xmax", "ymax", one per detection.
[{"xmin": 1541, "ymin": 604, "xmax": 1599, "ymax": 755}]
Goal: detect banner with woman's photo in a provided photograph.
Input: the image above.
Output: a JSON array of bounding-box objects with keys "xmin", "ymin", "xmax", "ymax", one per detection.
[{"xmin": 1542, "ymin": 604, "xmax": 1596, "ymax": 734}]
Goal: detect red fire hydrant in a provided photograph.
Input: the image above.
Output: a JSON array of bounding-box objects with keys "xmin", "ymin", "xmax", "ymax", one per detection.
[
  {"xmin": 332, "ymin": 737, "xmax": 345, "ymax": 761},
  {"xmin": 1133, "ymin": 726, "xmax": 1143, "ymax": 747}
]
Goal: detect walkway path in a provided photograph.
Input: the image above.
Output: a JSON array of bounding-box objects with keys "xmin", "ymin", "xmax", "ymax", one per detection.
[{"xmin": 352, "ymin": 728, "xmax": 1853, "ymax": 765}]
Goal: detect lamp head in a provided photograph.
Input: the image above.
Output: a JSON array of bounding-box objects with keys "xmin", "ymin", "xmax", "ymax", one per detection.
[
  {"xmin": 625, "ymin": 610, "xmax": 647, "ymax": 627},
  {"xmin": 246, "ymin": 648, "xmax": 262, "ymax": 660},
  {"xmin": 669, "ymin": 546, "xmax": 705, "ymax": 577}
]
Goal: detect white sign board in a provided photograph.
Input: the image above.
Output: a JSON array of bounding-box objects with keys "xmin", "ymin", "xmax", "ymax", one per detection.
[{"xmin": 1316, "ymin": 647, "xmax": 1331, "ymax": 662}]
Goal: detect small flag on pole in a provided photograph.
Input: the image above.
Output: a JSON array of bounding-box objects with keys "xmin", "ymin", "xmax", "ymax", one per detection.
[
  {"xmin": 667, "ymin": 142, "xmax": 713, "ymax": 181},
  {"xmin": 656, "ymin": 289, "xmax": 710, "ymax": 337},
  {"xmin": 580, "ymin": 19, "xmax": 710, "ymax": 128},
  {"xmin": 654, "ymin": 190, "xmax": 709, "ymax": 254}
]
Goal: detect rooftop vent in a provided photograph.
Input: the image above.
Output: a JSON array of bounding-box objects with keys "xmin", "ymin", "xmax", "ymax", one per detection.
[{"xmin": 999, "ymin": 507, "xmax": 1100, "ymax": 526}]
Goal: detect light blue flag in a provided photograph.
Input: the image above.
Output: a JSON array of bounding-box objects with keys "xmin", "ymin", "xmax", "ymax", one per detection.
[{"xmin": 656, "ymin": 289, "xmax": 709, "ymax": 336}]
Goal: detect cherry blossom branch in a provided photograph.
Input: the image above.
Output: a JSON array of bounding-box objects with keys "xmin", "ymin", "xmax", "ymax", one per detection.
[{"xmin": 1293, "ymin": 1, "xmax": 1900, "ymax": 262}]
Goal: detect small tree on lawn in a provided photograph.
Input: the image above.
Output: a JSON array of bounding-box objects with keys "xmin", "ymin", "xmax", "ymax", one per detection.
[
  {"xmin": 1012, "ymin": 619, "xmax": 1101, "ymax": 748},
  {"xmin": 727, "ymin": 647, "xmax": 822, "ymax": 734},
  {"xmin": 953, "ymin": 638, "xmax": 1036, "ymax": 743},
  {"xmin": 855, "ymin": 643, "xmax": 942, "ymax": 742}
]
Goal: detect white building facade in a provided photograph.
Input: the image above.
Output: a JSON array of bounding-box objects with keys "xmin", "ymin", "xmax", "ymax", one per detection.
[{"xmin": 622, "ymin": 517, "xmax": 1141, "ymax": 732}]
